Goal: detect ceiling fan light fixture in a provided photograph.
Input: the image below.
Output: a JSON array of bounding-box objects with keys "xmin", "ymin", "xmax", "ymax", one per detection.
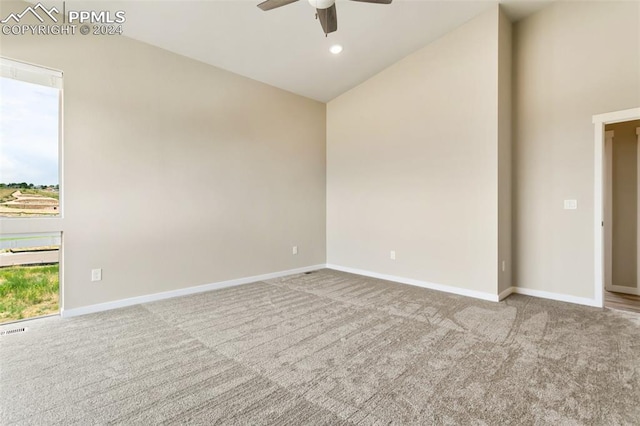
[
  {"xmin": 330, "ymin": 44, "xmax": 343, "ymax": 54},
  {"xmin": 308, "ymin": 0, "xmax": 335, "ymax": 9},
  {"xmin": 258, "ymin": 0, "xmax": 391, "ymax": 35}
]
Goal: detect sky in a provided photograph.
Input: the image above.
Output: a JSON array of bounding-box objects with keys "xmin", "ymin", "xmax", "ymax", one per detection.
[{"xmin": 0, "ymin": 77, "xmax": 59, "ymax": 186}]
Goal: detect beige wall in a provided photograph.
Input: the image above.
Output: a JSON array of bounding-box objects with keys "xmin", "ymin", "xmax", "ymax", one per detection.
[
  {"xmin": 513, "ymin": 1, "xmax": 640, "ymax": 298},
  {"xmin": 0, "ymin": 2, "xmax": 326, "ymax": 310},
  {"xmin": 606, "ymin": 120, "xmax": 639, "ymax": 289},
  {"xmin": 327, "ymin": 7, "xmax": 506, "ymax": 296},
  {"xmin": 497, "ymin": 8, "xmax": 512, "ymax": 295}
]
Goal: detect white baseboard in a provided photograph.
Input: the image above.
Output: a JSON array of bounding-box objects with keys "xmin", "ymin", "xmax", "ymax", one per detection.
[
  {"xmin": 605, "ymin": 284, "xmax": 640, "ymax": 296},
  {"xmin": 326, "ymin": 264, "xmax": 500, "ymax": 302},
  {"xmin": 506, "ymin": 286, "xmax": 600, "ymax": 308},
  {"xmin": 326, "ymin": 265, "xmax": 602, "ymax": 308},
  {"xmin": 61, "ymin": 263, "xmax": 604, "ymax": 318},
  {"xmin": 498, "ymin": 286, "xmax": 515, "ymax": 301},
  {"xmin": 61, "ymin": 264, "xmax": 326, "ymax": 318}
]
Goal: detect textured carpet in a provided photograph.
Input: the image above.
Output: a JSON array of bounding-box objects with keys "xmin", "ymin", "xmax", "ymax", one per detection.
[{"xmin": 1, "ymin": 269, "xmax": 639, "ymax": 425}]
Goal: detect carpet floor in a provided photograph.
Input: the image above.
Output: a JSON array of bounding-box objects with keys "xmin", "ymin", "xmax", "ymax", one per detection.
[{"xmin": 1, "ymin": 269, "xmax": 639, "ymax": 425}]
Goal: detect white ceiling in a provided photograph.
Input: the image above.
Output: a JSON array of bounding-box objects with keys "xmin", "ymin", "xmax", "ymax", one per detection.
[{"xmin": 55, "ymin": 0, "xmax": 552, "ymax": 102}]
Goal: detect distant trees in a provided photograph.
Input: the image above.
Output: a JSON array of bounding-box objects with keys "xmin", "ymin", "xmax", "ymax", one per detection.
[
  {"xmin": 0, "ymin": 183, "xmax": 30, "ymax": 188},
  {"xmin": 0, "ymin": 183, "xmax": 58, "ymax": 190}
]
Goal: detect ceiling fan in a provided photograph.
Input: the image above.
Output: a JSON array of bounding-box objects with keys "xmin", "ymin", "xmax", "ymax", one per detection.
[{"xmin": 257, "ymin": 0, "xmax": 392, "ymax": 36}]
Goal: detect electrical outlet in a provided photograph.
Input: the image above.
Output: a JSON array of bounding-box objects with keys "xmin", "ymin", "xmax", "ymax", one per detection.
[
  {"xmin": 292, "ymin": 246, "xmax": 298, "ymax": 255},
  {"xmin": 91, "ymin": 269, "xmax": 102, "ymax": 282},
  {"xmin": 502, "ymin": 261, "xmax": 506, "ymax": 272},
  {"xmin": 390, "ymin": 250, "xmax": 396, "ymax": 260}
]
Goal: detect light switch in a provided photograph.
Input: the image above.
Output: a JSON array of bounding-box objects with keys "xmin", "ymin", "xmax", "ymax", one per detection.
[{"xmin": 564, "ymin": 199, "xmax": 578, "ymax": 210}]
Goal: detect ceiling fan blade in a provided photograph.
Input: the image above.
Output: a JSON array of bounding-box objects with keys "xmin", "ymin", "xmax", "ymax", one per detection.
[
  {"xmin": 257, "ymin": 0, "xmax": 299, "ymax": 11},
  {"xmin": 317, "ymin": 4, "xmax": 337, "ymax": 35},
  {"xmin": 349, "ymin": 0, "xmax": 392, "ymax": 4}
]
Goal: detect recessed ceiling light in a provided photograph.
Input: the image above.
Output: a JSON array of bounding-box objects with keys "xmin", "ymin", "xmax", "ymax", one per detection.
[{"xmin": 330, "ymin": 45, "xmax": 343, "ymax": 55}]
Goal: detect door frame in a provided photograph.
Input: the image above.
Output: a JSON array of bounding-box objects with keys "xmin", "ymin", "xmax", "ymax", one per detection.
[{"xmin": 593, "ymin": 107, "xmax": 640, "ymax": 307}]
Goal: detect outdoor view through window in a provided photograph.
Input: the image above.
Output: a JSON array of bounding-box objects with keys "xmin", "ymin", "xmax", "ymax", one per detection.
[
  {"xmin": 1, "ymin": 76, "xmax": 60, "ymax": 217},
  {"xmin": 1, "ymin": 73, "xmax": 61, "ymax": 323}
]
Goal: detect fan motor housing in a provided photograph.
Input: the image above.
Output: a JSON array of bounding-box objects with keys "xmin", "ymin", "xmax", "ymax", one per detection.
[{"xmin": 308, "ymin": 0, "xmax": 335, "ymax": 10}]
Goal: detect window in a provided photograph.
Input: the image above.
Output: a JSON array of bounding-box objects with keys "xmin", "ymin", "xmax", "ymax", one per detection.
[
  {"xmin": 0, "ymin": 59, "xmax": 62, "ymax": 218},
  {"xmin": 0, "ymin": 59, "xmax": 63, "ymax": 322},
  {"xmin": 0, "ymin": 232, "xmax": 61, "ymax": 323}
]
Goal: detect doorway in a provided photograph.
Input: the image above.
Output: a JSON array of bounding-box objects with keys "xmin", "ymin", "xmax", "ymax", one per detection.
[
  {"xmin": 594, "ymin": 107, "xmax": 640, "ymax": 313},
  {"xmin": 603, "ymin": 120, "xmax": 640, "ymax": 313}
]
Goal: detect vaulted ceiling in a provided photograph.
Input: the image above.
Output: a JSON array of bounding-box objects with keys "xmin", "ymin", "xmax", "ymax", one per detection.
[{"xmin": 55, "ymin": 0, "xmax": 551, "ymax": 102}]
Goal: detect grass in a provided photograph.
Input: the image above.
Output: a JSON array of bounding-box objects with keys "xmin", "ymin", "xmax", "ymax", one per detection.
[
  {"xmin": 20, "ymin": 189, "xmax": 59, "ymax": 200},
  {"xmin": 0, "ymin": 264, "xmax": 59, "ymax": 323},
  {"xmin": 0, "ymin": 188, "xmax": 59, "ymax": 202},
  {"xmin": 0, "ymin": 187, "xmax": 15, "ymax": 203}
]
